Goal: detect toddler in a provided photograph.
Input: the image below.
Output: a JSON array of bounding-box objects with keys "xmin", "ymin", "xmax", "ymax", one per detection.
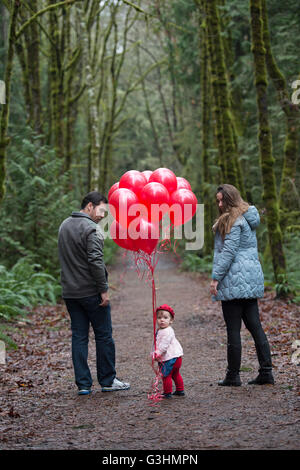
[{"xmin": 151, "ymin": 304, "xmax": 184, "ymax": 398}]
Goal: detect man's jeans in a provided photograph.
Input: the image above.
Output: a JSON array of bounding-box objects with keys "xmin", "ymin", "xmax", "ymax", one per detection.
[{"xmin": 65, "ymin": 294, "xmax": 116, "ymax": 389}]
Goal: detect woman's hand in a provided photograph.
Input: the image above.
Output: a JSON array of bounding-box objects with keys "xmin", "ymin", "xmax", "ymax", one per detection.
[{"xmin": 210, "ymin": 279, "xmax": 218, "ymax": 296}]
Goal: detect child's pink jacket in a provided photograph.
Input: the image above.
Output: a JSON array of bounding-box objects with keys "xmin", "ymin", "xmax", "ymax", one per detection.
[{"xmin": 153, "ymin": 326, "xmax": 183, "ymax": 362}]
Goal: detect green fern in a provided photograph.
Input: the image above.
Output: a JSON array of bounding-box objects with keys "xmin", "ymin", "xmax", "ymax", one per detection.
[
  {"xmin": 180, "ymin": 253, "xmax": 212, "ymax": 274},
  {"xmin": 0, "ymin": 259, "xmax": 61, "ymax": 322},
  {"xmin": 0, "ymin": 330, "xmax": 18, "ymax": 350}
]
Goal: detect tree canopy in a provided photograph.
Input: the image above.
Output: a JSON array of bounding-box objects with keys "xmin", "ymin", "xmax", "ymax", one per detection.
[{"xmin": 0, "ymin": 0, "xmax": 299, "ymax": 305}]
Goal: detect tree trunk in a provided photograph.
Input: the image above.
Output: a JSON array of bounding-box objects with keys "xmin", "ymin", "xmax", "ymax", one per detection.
[
  {"xmin": 77, "ymin": 0, "xmax": 102, "ymax": 191},
  {"xmin": 198, "ymin": 1, "xmax": 214, "ymax": 254},
  {"xmin": 261, "ymin": 0, "xmax": 300, "ymax": 230},
  {"xmin": 28, "ymin": 0, "xmax": 43, "ymax": 134},
  {"xmin": 15, "ymin": 5, "xmax": 33, "ymax": 127},
  {"xmin": 249, "ymin": 0, "xmax": 287, "ymax": 288},
  {"xmin": 49, "ymin": 0, "xmax": 65, "ymax": 161},
  {"xmin": 64, "ymin": 7, "xmax": 83, "ymax": 173},
  {"xmin": 218, "ymin": 0, "xmax": 246, "ymax": 200},
  {"xmin": 205, "ymin": 0, "xmax": 239, "ymax": 188},
  {"xmin": 0, "ymin": 0, "xmax": 20, "ymax": 204}
]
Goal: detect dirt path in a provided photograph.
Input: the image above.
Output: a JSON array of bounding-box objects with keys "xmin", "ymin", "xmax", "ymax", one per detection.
[{"xmin": 0, "ymin": 252, "xmax": 299, "ymax": 451}]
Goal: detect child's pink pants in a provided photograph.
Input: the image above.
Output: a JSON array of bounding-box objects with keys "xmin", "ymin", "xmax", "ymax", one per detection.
[{"xmin": 162, "ymin": 357, "xmax": 184, "ymax": 394}]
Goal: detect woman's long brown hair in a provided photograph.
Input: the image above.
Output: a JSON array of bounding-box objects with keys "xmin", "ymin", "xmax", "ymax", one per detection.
[{"xmin": 213, "ymin": 184, "xmax": 249, "ymax": 239}]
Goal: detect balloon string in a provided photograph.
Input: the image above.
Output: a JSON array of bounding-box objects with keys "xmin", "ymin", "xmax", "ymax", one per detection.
[
  {"xmin": 148, "ymin": 258, "xmax": 164, "ymax": 405},
  {"xmin": 148, "ymin": 364, "xmax": 163, "ymax": 404},
  {"xmin": 129, "ymin": 229, "xmax": 180, "ymax": 404},
  {"xmin": 152, "ymin": 265, "xmax": 157, "ymax": 353},
  {"xmin": 131, "ymin": 248, "xmax": 163, "ymax": 403}
]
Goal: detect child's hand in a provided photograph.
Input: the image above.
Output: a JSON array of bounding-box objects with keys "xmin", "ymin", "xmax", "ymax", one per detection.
[
  {"xmin": 150, "ymin": 353, "xmax": 159, "ymax": 374},
  {"xmin": 151, "ymin": 351, "xmax": 158, "ymax": 361}
]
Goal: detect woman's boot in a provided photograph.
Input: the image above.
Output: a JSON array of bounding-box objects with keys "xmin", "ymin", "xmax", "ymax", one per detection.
[
  {"xmin": 248, "ymin": 341, "xmax": 274, "ymax": 385},
  {"xmin": 218, "ymin": 369, "xmax": 241, "ymax": 386},
  {"xmin": 248, "ymin": 368, "xmax": 274, "ymax": 385},
  {"xmin": 218, "ymin": 343, "xmax": 241, "ymax": 386}
]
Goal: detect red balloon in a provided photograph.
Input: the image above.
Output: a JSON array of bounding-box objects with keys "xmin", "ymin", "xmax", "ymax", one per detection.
[
  {"xmin": 109, "ymin": 188, "xmax": 139, "ymax": 228},
  {"xmin": 108, "ymin": 182, "xmax": 119, "ymax": 201},
  {"xmin": 140, "ymin": 182, "xmax": 170, "ymax": 223},
  {"xmin": 176, "ymin": 177, "xmax": 192, "ymax": 191},
  {"xmin": 134, "ymin": 218, "xmax": 159, "ymax": 255},
  {"xmin": 119, "ymin": 170, "xmax": 147, "ymax": 199},
  {"xmin": 169, "ymin": 189, "xmax": 197, "ymax": 226},
  {"xmin": 142, "ymin": 170, "xmax": 153, "ymax": 182},
  {"xmin": 149, "ymin": 168, "xmax": 177, "ymax": 195},
  {"xmin": 110, "ymin": 219, "xmax": 138, "ymax": 252}
]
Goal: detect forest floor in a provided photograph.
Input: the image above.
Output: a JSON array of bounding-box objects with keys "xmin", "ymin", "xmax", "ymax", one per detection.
[{"xmin": 0, "ymin": 251, "xmax": 299, "ymax": 454}]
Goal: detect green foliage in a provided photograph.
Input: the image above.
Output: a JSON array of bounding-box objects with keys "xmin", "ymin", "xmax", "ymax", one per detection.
[
  {"xmin": 0, "ymin": 257, "xmax": 61, "ymax": 323},
  {"xmin": 274, "ymin": 275, "xmax": 290, "ymax": 298},
  {"xmin": 103, "ymin": 238, "xmax": 120, "ymax": 266},
  {"xmin": 180, "ymin": 252, "xmax": 212, "ymax": 274},
  {"xmin": 0, "ymin": 324, "xmax": 18, "ymax": 350},
  {"xmin": 0, "ymin": 127, "xmax": 78, "ymax": 276},
  {"xmin": 259, "ymin": 231, "xmax": 300, "ymax": 302},
  {"xmin": 283, "ymin": 233, "xmax": 300, "ymax": 302},
  {"xmin": 0, "ymin": 257, "xmax": 61, "ymax": 349}
]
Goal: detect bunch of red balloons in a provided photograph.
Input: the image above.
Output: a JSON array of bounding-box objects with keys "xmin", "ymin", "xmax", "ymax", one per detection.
[{"xmin": 108, "ymin": 168, "xmax": 197, "ymax": 254}]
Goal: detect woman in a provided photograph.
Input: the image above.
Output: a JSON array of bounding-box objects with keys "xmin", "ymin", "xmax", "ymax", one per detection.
[{"xmin": 210, "ymin": 184, "xmax": 274, "ymax": 386}]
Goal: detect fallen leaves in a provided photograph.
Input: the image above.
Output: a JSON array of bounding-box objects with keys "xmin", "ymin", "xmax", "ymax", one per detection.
[
  {"xmin": 16, "ymin": 379, "xmax": 34, "ymax": 388},
  {"xmin": 8, "ymin": 406, "xmax": 20, "ymax": 418},
  {"xmin": 259, "ymin": 291, "xmax": 300, "ymax": 369},
  {"xmin": 0, "ymin": 268, "xmax": 299, "ymax": 450}
]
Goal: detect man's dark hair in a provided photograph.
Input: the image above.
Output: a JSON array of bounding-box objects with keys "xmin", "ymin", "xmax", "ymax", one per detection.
[{"xmin": 81, "ymin": 191, "xmax": 108, "ymax": 209}]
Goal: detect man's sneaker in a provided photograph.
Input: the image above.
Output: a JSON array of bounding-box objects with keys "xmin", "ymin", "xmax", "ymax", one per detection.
[
  {"xmin": 101, "ymin": 378, "xmax": 130, "ymax": 392},
  {"xmin": 78, "ymin": 389, "xmax": 92, "ymax": 395}
]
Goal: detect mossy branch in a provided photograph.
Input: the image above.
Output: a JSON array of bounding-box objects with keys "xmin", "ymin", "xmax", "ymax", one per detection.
[
  {"xmin": 114, "ymin": 58, "xmax": 167, "ymax": 120},
  {"xmin": 121, "ymin": 0, "xmax": 189, "ymax": 33},
  {"xmin": 15, "ymin": 0, "xmax": 76, "ymax": 39},
  {"xmin": 122, "ymin": 0, "xmax": 147, "ymax": 15}
]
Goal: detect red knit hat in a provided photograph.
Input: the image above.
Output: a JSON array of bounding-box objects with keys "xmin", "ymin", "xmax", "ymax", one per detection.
[{"xmin": 155, "ymin": 304, "xmax": 175, "ymax": 318}]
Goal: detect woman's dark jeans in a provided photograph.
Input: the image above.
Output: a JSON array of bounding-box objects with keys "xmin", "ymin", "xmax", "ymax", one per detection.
[
  {"xmin": 65, "ymin": 294, "xmax": 116, "ymax": 389},
  {"xmin": 221, "ymin": 298, "xmax": 272, "ymax": 374}
]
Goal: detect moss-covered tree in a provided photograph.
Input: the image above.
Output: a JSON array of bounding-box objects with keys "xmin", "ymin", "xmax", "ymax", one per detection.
[
  {"xmin": 14, "ymin": 1, "xmax": 43, "ymax": 134},
  {"xmin": 196, "ymin": 0, "xmax": 214, "ymax": 253},
  {"xmin": 0, "ymin": 0, "xmax": 20, "ymax": 204},
  {"xmin": 249, "ymin": 0, "xmax": 287, "ymax": 288},
  {"xmin": 261, "ymin": 0, "xmax": 299, "ymax": 230},
  {"xmin": 204, "ymin": 0, "xmax": 240, "ymax": 189}
]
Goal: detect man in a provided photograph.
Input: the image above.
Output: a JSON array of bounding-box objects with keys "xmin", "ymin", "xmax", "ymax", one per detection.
[{"xmin": 58, "ymin": 191, "xmax": 130, "ymax": 395}]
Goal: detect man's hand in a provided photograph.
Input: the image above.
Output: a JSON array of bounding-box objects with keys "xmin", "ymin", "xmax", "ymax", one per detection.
[
  {"xmin": 210, "ymin": 279, "xmax": 218, "ymax": 296},
  {"xmin": 99, "ymin": 291, "xmax": 109, "ymax": 307}
]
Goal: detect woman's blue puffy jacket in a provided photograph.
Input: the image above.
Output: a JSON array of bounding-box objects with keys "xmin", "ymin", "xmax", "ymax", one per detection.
[{"xmin": 212, "ymin": 205, "xmax": 264, "ymax": 301}]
